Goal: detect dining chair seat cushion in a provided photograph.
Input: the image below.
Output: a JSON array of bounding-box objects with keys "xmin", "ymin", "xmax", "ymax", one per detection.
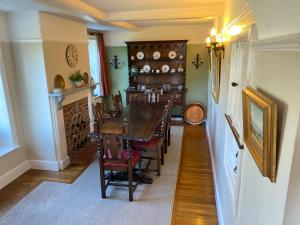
[
  {"xmin": 132, "ymin": 136, "xmax": 163, "ymax": 150},
  {"xmin": 103, "ymin": 150, "xmax": 141, "ymax": 169}
]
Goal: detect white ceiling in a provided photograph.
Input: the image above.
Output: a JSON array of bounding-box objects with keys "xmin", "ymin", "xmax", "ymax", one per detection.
[
  {"xmin": 0, "ymin": 0, "xmax": 224, "ymax": 31},
  {"xmin": 82, "ymin": 0, "xmax": 223, "ymax": 12}
]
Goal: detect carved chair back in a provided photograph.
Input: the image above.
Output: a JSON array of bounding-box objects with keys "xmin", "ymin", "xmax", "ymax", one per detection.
[
  {"xmin": 94, "ymin": 100, "xmax": 107, "ymax": 132},
  {"xmin": 99, "ymin": 122, "xmax": 130, "ymax": 164},
  {"xmin": 112, "ymin": 91, "xmax": 123, "ymax": 113}
]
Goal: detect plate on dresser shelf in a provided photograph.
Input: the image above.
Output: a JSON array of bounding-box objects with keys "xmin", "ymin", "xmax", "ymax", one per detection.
[
  {"xmin": 54, "ymin": 74, "xmax": 65, "ymax": 89},
  {"xmin": 136, "ymin": 51, "xmax": 144, "ymax": 60},
  {"xmin": 161, "ymin": 65, "xmax": 170, "ymax": 73},
  {"xmin": 143, "ymin": 64, "xmax": 151, "ymax": 73},
  {"xmin": 153, "ymin": 51, "xmax": 161, "ymax": 60},
  {"xmin": 168, "ymin": 51, "xmax": 177, "ymax": 59}
]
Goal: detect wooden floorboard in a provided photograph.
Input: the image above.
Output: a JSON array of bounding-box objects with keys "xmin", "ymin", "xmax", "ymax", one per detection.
[{"xmin": 171, "ymin": 125, "xmax": 218, "ymax": 225}]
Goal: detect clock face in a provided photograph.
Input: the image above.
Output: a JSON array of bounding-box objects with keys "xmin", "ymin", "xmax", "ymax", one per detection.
[{"xmin": 66, "ymin": 44, "xmax": 78, "ymax": 67}]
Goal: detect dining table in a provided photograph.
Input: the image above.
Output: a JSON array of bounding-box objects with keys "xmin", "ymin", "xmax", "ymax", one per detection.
[
  {"xmin": 107, "ymin": 102, "xmax": 166, "ymax": 141},
  {"xmin": 101, "ymin": 102, "xmax": 166, "ymax": 184}
]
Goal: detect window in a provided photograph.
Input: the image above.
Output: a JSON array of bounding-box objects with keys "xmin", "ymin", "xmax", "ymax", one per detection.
[
  {"xmin": 0, "ymin": 47, "xmax": 17, "ymax": 155},
  {"xmin": 88, "ymin": 35, "xmax": 101, "ymax": 96}
]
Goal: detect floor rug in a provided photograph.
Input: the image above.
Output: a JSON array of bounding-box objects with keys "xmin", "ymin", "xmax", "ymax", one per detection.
[{"xmin": 0, "ymin": 127, "xmax": 183, "ymax": 225}]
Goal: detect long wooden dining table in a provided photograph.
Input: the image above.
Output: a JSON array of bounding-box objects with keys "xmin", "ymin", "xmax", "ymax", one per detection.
[
  {"xmin": 101, "ymin": 102, "xmax": 166, "ymax": 184},
  {"xmin": 106, "ymin": 102, "xmax": 166, "ymax": 141}
]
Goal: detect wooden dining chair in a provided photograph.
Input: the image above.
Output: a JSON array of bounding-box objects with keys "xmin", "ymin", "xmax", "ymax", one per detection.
[
  {"xmin": 97, "ymin": 121, "xmax": 141, "ymax": 201},
  {"xmin": 94, "ymin": 99, "xmax": 111, "ymax": 130},
  {"xmin": 166, "ymin": 94, "xmax": 175, "ymax": 148},
  {"xmin": 112, "ymin": 90, "xmax": 123, "ymax": 113},
  {"xmin": 132, "ymin": 105, "xmax": 168, "ymax": 173}
]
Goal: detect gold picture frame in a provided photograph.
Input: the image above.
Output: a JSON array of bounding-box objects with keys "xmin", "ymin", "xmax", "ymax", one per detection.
[
  {"xmin": 210, "ymin": 47, "xmax": 221, "ymax": 104},
  {"xmin": 242, "ymin": 87, "xmax": 277, "ymax": 182}
]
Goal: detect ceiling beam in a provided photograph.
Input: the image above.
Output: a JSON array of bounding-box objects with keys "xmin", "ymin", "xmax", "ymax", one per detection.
[
  {"xmin": 104, "ymin": 5, "xmax": 223, "ymax": 22},
  {"xmin": 53, "ymin": 0, "xmax": 139, "ymax": 30}
]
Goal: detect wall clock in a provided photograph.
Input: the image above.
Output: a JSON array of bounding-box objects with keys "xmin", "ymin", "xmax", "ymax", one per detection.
[{"xmin": 66, "ymin": 44, "xmax": 78, "ymax": 67}]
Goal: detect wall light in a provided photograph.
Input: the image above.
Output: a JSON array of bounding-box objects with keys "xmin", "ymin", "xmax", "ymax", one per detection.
[
  {"xmin": 206, "ymin": 27, "xmax": 225, "ymax": 58},
  {"xmin": 192, "ymin": 54, "xmax": 204, "ymax": 69},
  {"xmin": 110, "ymin": 55, "xmax": 121, "ymax": 69},
  {"xmin": 228, "ymin": 25, "xmax": 242, "ymax": 36}
]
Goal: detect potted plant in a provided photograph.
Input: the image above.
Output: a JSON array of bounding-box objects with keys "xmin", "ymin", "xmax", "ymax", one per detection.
[{"xmin": 69, "ymin": 70, "xmax": 84, "ymax": 88}]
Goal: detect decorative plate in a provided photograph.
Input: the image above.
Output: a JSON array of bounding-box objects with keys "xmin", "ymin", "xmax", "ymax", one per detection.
[
  {"xmin": 153, "ymin": 51, "xmax": 161, "ymax": 60},
  {"xmin": 54, "ymin": 74, "xmax": 65, "ymax": 89},
  {"xmin": 184, "ymin": 102, "xmax": 207, "ymax": 125},
  {"xmin": 161, "ymin": 65, "xmax": 170, "ymax": 73},
  {"xmin": 136, "ymin": 51, "xmax": 144, "ymax": 60},
  {"xmin": 143, "ymin": 65, "xmax": 151, "ymax": 73},
  {"xmin": 168, "ymin": 51, "xmax": 177, "ymax": 59},
  {"xmin": 83, "ymin": 72, "xmax": 90, "ymax": 84}
]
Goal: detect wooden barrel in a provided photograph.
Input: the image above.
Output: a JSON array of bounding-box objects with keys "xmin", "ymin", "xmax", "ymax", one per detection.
[{"xmin": 184, "ymin": 102, "xmax": 207, "ymax": 125}]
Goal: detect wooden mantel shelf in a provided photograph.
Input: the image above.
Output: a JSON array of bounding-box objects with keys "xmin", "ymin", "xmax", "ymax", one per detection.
[{"xmin": 49, "ymin": 83, "xmax": 98, "ymax": 110}]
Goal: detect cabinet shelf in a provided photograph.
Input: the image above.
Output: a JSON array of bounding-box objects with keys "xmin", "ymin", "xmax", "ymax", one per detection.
[
  {"xmin": 133, "ymin": 72, "xmax": 185, "ymax": 76},
  {"xmin": 130, "ymin": 58, "xmax": 185, "ymax": 62}
]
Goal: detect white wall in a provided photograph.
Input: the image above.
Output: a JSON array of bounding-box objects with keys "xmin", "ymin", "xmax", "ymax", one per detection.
[
  {"xmin": 283, "ymin": 115, "xmax": 300, "ymax": 225},
  {"xmin": 250, "ymin": 0, "xmax": 300, "ymax": 39},
  {"xmin": 206, "ymin": 1, "xmax": 300, "ymax": 225},
  {"xmin": 0, "ymin": 11, "xmax": 91, "ymax": 178},
  {"xmin": 0, "ymin": 11, "xmax": 29, "ymax": 187},
  {"xmin": 104, "ymin": 23, "xmax": 212, "ymax": 46}
]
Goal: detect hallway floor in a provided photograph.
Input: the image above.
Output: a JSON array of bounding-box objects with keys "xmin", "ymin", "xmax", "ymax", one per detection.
[{"xmin": 171, "ymin": 125, "xmax": 218, "ymax": 225}]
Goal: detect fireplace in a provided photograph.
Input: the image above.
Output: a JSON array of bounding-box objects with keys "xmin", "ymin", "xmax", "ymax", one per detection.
[{"xmin": 63, "ymin": 97, "xmax": 90, "ymax": 156}]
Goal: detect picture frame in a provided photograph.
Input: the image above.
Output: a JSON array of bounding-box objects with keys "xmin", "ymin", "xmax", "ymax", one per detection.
[
  {"xmin": 242, "ymin": 87, "xmax": 277, "ymax": 182},
  {"xmin": 210, "ymin": 48, "xmax": 221, "ymax": 104}
]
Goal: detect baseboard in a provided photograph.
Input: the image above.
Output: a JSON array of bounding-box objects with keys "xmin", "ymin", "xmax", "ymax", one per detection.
[
  {"xmin": 206, "ymin": 123, "xmax": 225, "ymax": 225},
  {"xmin": 0, "ymin": 160, "xmax": 31, "ymax": 190},
  {"xmin": 58, "ymin": 156, "xmax": 70, "ymax": 170},
  {"xmin": 29, "ymin": 160, "xmax": 60, "ymax": 171}
]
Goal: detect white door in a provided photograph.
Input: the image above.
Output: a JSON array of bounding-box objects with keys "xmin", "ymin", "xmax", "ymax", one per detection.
[{"xmin": 224, "ymin": 41, "xmax": 249, "ymax": 218}]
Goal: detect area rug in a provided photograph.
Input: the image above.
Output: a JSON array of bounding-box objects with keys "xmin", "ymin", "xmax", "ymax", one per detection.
[{"xmin": 0, "ymin": 127, "xmax": 183, "ymax": 225}]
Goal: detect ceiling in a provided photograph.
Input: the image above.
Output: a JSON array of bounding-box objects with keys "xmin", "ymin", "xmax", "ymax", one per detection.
[
  {"xmin": 0, "ymin": 0, "xmax": 224, "ymax": 31},
  {"xmin": 82, "ymin": 0, "xmax": 223, "ymax": 12}
]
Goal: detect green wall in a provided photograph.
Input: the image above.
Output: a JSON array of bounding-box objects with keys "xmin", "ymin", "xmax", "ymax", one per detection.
[
  {"xmin": 186, "ymin": 44, "xmax": 209, "ymax": 106},
  {"xmin": 105, "ymin": 44, "xmax": 209, "ymax": 109},
  {"xmin": 105, "ymin": 46, "xmax": 129, "ymax": 110}
]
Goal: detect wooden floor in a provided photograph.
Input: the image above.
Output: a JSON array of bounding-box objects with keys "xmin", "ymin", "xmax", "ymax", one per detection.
[
  {"xmin": 171, "ymin": 125, "xmax": 218, "ymax": 225},
  {"xmin": 0, "ymin": 125, "xmax": 218, "ymax": 224}
]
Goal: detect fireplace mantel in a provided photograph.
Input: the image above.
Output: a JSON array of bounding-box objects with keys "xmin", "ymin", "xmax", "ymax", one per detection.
[{"xmin": 49, "ymin": 83, "xmax": 98, "ymax": 110}]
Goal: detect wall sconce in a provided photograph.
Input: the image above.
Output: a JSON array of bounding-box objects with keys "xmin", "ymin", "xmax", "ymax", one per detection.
[
  {"xmin": 110, "ymin": 55, "xmax": 121, "ymax": 69},
  {"xmin": 206, "ymin": 28, "xmax": 225, "ymax": 58},
  {"xmin": 192, "ymin": 54, "xmax": 204, "ymax": 69}
]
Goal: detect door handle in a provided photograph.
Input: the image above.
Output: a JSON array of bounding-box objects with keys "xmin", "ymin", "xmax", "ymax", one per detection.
[{"xmin": 231, "ymin": 82, "xmax": 238, "ymax": 87}]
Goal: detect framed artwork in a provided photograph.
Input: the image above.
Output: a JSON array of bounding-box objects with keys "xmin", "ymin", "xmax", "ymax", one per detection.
[
  {"xmin": 210, "ymin": 48, "xmax": 221, "ymax": 104},
  {"xmin": 242, "ymin": 87, "xmax": 277, "ymax": 182}
]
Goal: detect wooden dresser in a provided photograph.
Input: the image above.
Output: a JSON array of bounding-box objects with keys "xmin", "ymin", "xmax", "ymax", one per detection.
[{"xmin": 125, "ymin": 40, "xmax": 187, "ymax": 121}]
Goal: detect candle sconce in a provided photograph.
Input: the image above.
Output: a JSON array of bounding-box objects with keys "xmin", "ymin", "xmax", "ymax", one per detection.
[
  {"xmin": 110, "ymin": 55, "xmax": 121, "ymax": 69},
  {"xmin": 206, "ymin": 28, "xmax": 225, "ymax": 58},
  {"xmin": 192, "ymin": 54, "xmax": 204, "ymax": 69}
]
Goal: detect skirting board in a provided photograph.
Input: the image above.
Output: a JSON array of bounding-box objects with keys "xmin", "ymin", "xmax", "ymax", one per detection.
[
  {"xmin": 206, "ymin": 123, "xmax": 225, "ymax": 225},
  {"xmin": 0, "ymin": 160, "xmax": 31, "ymax": 190}
]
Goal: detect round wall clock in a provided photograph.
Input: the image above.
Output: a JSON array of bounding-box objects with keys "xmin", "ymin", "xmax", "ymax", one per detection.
[{"xmin": 66, "ymin": 44, "xmax": 78, "ymax": 67}]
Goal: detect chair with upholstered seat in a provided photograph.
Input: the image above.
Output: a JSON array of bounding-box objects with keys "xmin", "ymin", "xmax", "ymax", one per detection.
[
  {"xmin": 97, "ymin": 121, "xmax": 141, "ymax": 201},
  {"xmin": 132, "ymin": 105, "xmax": 168, "ymax": 174}
]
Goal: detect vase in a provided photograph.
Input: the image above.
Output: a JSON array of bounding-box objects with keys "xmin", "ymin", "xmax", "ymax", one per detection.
[{"xmin": 73, "ymin": 81, "xmax": 83, "ymax": 88}]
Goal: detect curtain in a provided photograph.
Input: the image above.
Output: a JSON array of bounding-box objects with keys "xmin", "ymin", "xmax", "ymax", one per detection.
[{"xmin": 97, "ymin": 33, "xmax": 111, "ymax": 96}]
